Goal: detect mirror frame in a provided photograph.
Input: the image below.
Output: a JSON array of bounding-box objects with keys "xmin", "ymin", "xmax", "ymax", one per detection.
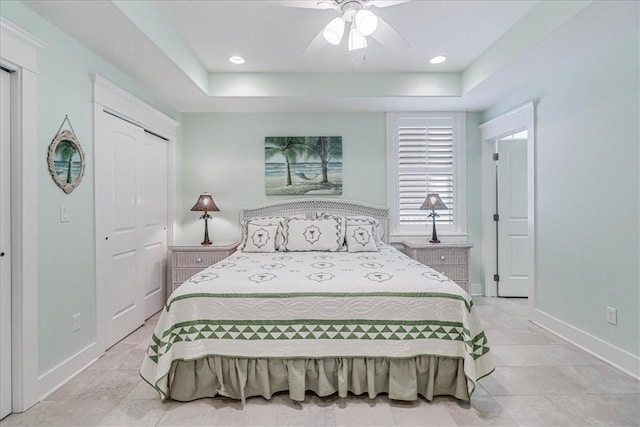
[{"xmin": 47, "ymin": 129, "xmax": 86, "ymax": 194}]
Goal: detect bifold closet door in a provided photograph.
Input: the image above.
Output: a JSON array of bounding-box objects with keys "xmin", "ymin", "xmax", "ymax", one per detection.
[
  {"xmin": 142, "ymin": 131, "xmax": 168, "ymax": 319},
  {"xmin": 96, "ymin": 112, "xmax": 168, "ymax": 349}
]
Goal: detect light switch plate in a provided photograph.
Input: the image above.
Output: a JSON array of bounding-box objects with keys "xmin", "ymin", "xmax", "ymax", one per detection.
[
  {"xmin": 60, "ymin": 205, "xmax": 70, "ymax": 223},
  {"xmin": 606, "ymin": 306, "xmax": 617, "ymax": 325}
]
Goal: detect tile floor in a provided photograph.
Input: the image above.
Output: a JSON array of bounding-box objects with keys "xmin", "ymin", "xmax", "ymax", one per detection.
[{"xmin": 2, "ymin": 297, "xmax": 639, "ymax": 426}]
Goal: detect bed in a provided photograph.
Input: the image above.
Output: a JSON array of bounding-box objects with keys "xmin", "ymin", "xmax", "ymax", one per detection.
[{"xmin": 140, "ymin": 199, "xmax": 493, "ymax": 404}]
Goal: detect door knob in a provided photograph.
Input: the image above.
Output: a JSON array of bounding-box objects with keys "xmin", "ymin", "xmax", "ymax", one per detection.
[{"xmin": 0, "ymin": 252, "xmax": 4, "ymax": 257}]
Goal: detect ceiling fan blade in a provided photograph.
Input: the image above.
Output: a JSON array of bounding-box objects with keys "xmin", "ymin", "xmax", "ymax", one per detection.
[
  {"xmin": 369, "ymin": 15, "xmax": 409, "ymax": 50},
  {"xmin": 266, "ymin": 0, "xmax": 338, "ymax": 10},
  {"xmin": 365, "ymin": 0, "xmax": 410, "ymax": 8},
  {"xmin": 302, "ymin": 27, "xmax": 330, "ymax": 58}
]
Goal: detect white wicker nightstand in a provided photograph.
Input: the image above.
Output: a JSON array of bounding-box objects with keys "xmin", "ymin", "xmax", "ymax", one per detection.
[
  {"xmin": 402, "ymin": 241, "xmax": 473, "ymax": 293},
  {"xmin": 168, "ymin": 243, "xmax": 239, "ymax": 296}
]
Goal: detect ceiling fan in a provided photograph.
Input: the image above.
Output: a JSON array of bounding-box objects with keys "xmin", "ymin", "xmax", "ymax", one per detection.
[{"xmin": 275, "ymin": 0, "xmax": 409, "ymax": 52}]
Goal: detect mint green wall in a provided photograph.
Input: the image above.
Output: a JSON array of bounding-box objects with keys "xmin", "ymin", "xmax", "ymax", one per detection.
[
  {"xmin": 465, "ymin": 113, "xmax": 484, "ymax": 288},
  {"xmin": 1, "ymin": 1, "xmax": 179, "ymax": 374},
  {"xmin": 177, "ymin": 113, "xmax": 386, "ymax": 244},
  {"xmin": 178, "ymin": 112, "xmax": 485, "ymax": 287},
  {"xmin": 483, "ymin": 3, "xmax": 639, "ymax": 356}
]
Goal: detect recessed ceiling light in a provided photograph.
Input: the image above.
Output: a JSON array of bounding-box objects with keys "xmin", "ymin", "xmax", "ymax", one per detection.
[
  {"xmin": 430, "ymin": 55, "xmax": 447, "ymax": 64},
  {"xmin": 229, "ymin": 56, "xmax": 245, "ymax": 65}
]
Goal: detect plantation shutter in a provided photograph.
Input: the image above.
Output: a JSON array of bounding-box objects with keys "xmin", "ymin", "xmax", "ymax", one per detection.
[{"xmin": 397, "ymin": 117, "xmax": 454, "ymax": 227}]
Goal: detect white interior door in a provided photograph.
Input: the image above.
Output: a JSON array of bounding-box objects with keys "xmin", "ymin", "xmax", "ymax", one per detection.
[
  {"xmin": 497, "ymin": 137, "xmax": 529, "ymax": 297},
  {"xmin": 0, "ymin": 69, "xmax": 12, "ymax": 420},
  {"xmin": 142, "ymin": 132, "xmax": 167, "ymax": 318},
  {"xmin": 98, "ymin": 112, "xmax": 146, "ymax": 347}
]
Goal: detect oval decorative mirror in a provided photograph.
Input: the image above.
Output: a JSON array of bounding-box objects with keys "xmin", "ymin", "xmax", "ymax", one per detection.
[{"xmin": 47, "ymin": 129, "xmax": 86, "ymax": 194}]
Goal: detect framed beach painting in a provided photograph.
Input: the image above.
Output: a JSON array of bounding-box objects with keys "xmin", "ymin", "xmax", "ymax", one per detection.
[{"xmin": 265, "ymin": 136, "xmax": 342, "ymax": 195}]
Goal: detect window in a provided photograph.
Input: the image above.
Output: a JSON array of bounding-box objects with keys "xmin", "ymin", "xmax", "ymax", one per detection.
[{"xmin": 386, "ymin": 112, "xmax": 466, "ymax": 240}]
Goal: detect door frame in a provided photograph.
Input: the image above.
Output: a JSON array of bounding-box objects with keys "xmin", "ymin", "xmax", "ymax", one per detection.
[
  {"xmin": 1, "ymin": 67, "xmax": 12, "ymax": 421},
  {"xmin": 0, "ymin": 19, "xmax": 45, "ymax": 413},
  {"xmin": 93, "ymin": 75, "xmax": 178, "ymax": 353},
  {"xmin": 479, "ymin": 102, "xmax": 536, "ymax": 313}
]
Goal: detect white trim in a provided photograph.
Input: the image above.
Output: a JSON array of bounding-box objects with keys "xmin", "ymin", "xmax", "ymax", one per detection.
[
  {"xmin": 479, "ymin": 102, "xmax": 535, "ymax": 313},
  {"xmin": 0, "ymin": 18, "xmax": 47, "ymax": 74},
  {"xmin": 386, "ymin": 111, "xmax": 467, "ymax": 240},
  {"xmin": 37, "ymin": 343, "xmax": 99, "ymax": 400},
  {"xmin": 93, "ymin": 75, "xmax": 178, "ymax": 137},
  {"xmin": 469, "ymin": 282, "xmax": 483, "ymax": 296},
  {"xmin": 0, "ymin": 19, "xmax": 45, "ymax": 413},
  {"xmin": 93, "ymin": 75, "xmax": 179, "ymax": 355},
  {"xmin": 531, "ymin": 309, "xmax": 640, "ymax": 380}
]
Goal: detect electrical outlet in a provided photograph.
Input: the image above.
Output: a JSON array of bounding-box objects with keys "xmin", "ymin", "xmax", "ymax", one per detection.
[
  {"xmin": 606, "ymin": 307, "xmax": 617, "ymax": 325},
  {"xmin": 72, "ymin": 313, "xmax": 81, "ymax": 332}
]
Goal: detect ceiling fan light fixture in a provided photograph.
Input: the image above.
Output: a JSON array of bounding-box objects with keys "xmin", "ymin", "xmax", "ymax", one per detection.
[
  {"xmin": 316, "ymin": 0, "xmax": 334, "ymax": 9},
  {"xmin": 348, "ymin": 26, "xmax": 367, "ymax": 51},
  {"xmin": 323, "ymin": 17, "xmax": 346, "ymax": 45},
  {"xmin": 354, "ymin": 9, "xmax": 378, "ymax": 36}
]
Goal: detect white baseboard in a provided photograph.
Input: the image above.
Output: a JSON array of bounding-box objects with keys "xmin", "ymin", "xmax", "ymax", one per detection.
[
  {"xmin": 470, "ymin": 282, "xmax": 483, "ymax": 296},
  {"xmin": 531, "ymin": 308, "xmax": 640, "ymax": 380},
  {"xmin": 38, "ymin": 342, "xmax": 101, "ymax": 400}
]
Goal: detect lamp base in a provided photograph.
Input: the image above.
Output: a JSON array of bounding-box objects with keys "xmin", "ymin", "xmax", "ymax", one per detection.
[
  {"xmin": 429, "ymin": 211, "xmax": 440, "ymax": 244},
  {"xmin": 201, "ymin": 215, "xmax": 212, "ymax": 245}
]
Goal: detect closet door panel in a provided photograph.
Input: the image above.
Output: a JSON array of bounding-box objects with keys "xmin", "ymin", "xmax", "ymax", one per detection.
[
  {"xmin": 142, "ymin": 132, "xmax": 167, "ymax": 318},
  {"xmin": 97, "ymin": 113, "xmax": 146, "ymax": 349}
]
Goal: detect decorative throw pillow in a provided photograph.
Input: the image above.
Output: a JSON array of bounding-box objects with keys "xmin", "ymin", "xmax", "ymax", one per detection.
[
  {"xmin": 309, "ymin": 214, "xmax": 347, "ymax": 248},
  {"xmin": 282, "ymin": 217, "xmax": 345, "ymax": 252},
  {"xmin": 241, "ymin": 223, "xmax": 279, "ymax": 252},
  {"xmin": 345, "ymin": 223, "xmax": 379, "ymax": 252},
  {"xmin": 240, "ymin": 216, "xmax": 304, "ymax": 250},
  {"xmin": 318, "ymin": 212, "xmax": 384, "ymax": 243},
  {"xmin": 346, "ymin": 216, "xmax": 384, "ymax": 243}
]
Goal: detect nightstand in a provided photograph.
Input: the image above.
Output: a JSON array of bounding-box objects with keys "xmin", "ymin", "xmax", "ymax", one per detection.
[
  {"xmin": 168, "ymin": 242, "xmax": 239, "ymax": 295},
  {"xmin": 402, "ymin": 241, "xmax": 473, "ymax": 293}
]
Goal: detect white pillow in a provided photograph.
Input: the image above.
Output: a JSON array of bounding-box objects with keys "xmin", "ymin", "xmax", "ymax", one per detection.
[
  {"xmin": 345, "ymin": 223, "xmax": 379, "ymax": 252},
  {"xmin": 305, "ymin": 214, "xmax": 347, "ymax": 249},
  {"xmin": 282, "ymin": 217, "xmax": 345, "ymax": 252},
  {"xmin": 240, "ymin": 216, "xmax": 304, "ymax": 250},
  {"xmin": 318, "ymin": 213, "xmax": 384, "ymax": 243},
  {"xmin": 241, "ymin": 223, "xmax": 279, "ymax": 253}
]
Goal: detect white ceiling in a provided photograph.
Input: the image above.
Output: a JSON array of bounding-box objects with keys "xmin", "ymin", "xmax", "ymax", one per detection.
[
  {"xmin": 154, "ymin": 1, "xmax": 536, "ymax": 73},
  {"xmin": 22, "ymin": 0, "xmax": 592, "ymax": 113}
]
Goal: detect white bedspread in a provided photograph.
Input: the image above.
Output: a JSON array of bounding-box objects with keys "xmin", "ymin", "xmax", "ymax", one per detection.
[{"xmin": 140, "ymin": 244, "xmax": 493, "ymax": 399}]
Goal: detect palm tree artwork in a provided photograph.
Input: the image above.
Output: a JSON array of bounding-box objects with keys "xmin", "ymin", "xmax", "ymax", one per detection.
[
  {"xmin": 265, "ymin": 136, "xmax": 342, "ymax": 195},
  {"xmin": 307, "ymin": 136, "xmax": 342, "ymax": 183},
  {"xmin": 56, "ymin": 140, "xmax": 78, "ymax": 184},
  {"xmin": 265, "ymin": 136, "xmax": 307, "ymax": 187}
]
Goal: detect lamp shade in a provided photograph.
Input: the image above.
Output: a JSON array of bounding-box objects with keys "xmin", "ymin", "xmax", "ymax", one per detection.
[
  {"xmin": 190, "ymin": 193, "xmax": 219, "ymax": 212},
  {"xmin": 420, "ymin": 193, "xmax": 447, "ymax": 211},
  {"xmin": 355, "ymin": 9, "xmax": 378, "ymax": 36},
  {"xmin": 323, "ymin": 17, "xmax": 346, "ymax": 45}
]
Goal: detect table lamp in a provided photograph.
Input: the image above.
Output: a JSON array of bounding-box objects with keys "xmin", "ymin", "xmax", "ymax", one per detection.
[
  {"xmin": 190, "ymin": 193, "xmax": 219, "ymax": 245},
  {"xmin": 420, "ymin": 193, "xmax": 447, "ymax": 243}
]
